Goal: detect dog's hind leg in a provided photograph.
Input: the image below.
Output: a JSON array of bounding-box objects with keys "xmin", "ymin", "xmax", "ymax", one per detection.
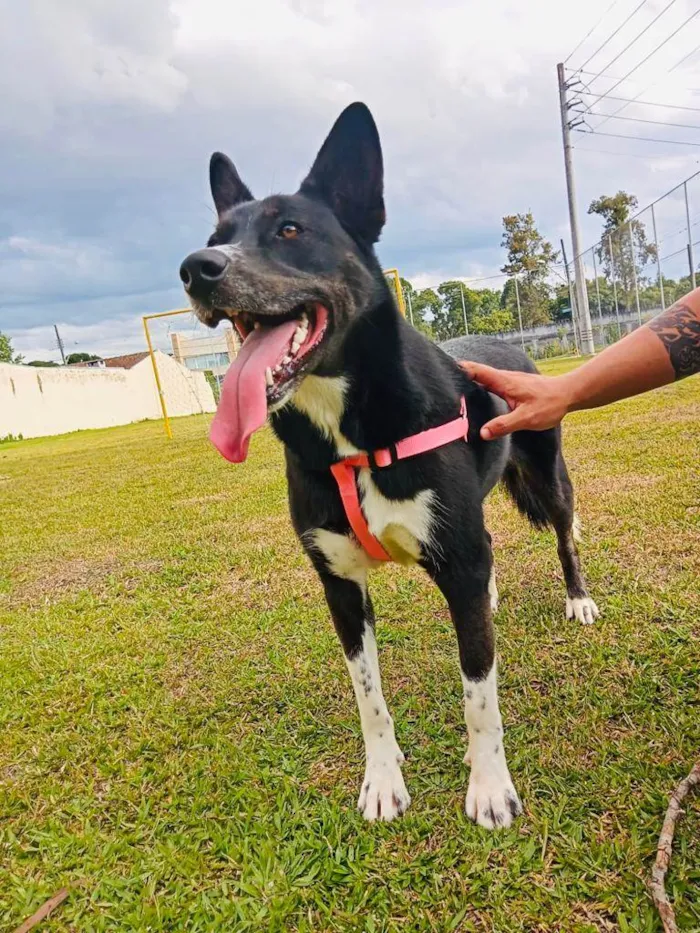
[
  {"xmin": 431, "ymin": 540, "xmax": 522, "ymax": 830},
  {"xmin": 309, "ymin": 530, "xmax": 410, "ymax": 822},
  {"xmin": 504, "ymin": 429, "xmax": 599, "ymax": 625},
  {"xmin": 549, "ymin": 456, "xmax": 600, "ymax": 625}
]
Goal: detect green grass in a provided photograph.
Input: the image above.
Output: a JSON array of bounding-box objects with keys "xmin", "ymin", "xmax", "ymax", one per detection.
[{"xmin": 1, "ymin": 360, "xmax": 699, "ymax": 932}]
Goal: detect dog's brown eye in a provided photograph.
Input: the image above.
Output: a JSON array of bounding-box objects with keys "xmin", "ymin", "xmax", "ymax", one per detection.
[{"xmin": 278, "ymin": 222, "xmax": 301, "ymax": 239}]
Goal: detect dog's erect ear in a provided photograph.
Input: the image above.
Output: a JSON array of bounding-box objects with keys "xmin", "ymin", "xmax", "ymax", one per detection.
[
  {"xmin": 300, "ymin": 103, "xmax": 385, "ymax": 244},
  {"xmin": 209, "ymin": 152, "xmax": 254, "ymax": 216}
]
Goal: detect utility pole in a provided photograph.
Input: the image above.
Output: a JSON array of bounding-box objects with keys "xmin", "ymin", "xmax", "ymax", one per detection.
[
  {"xmin": 684, "ymin": 181, "xmax": 696, "ymax": 291},
  {"xmin": 54, "ymin": 324, "xmax": 66, "ymax": 365},
  {"xmin": 460, "ymin": 284, "xmax": 469, "ymax": 336},
  {"xmin": 557, "ymin": 62, "xmax": 595, "ymax": 356},
  {"xmin": 561, "ymin": 238, "xmax": 580, "ymax": 354},
  {"xmin": 513, "ymin": 276, "xmax": 525, "ymax": 351}
]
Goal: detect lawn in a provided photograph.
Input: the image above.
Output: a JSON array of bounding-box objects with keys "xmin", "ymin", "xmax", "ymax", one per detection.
[{"xmin": 1, "ymin": 358, "xmax": 698, "ymax": 932}]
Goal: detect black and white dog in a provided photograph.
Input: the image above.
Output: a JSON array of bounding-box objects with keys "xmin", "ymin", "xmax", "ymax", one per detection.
[{"xmin": 180, "ymin": 103, "xmax": 599, "ymax": 829}]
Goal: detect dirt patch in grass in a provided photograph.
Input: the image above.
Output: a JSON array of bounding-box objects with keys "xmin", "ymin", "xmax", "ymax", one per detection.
[{"xmin": 5, "ymin": 556, "xmax": 164, "ymax": 608}]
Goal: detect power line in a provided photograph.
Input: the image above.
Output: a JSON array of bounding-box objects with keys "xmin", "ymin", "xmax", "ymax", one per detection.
[
  {"xmin": 670, "ymin": 39, "xmax": 700, "ymax": 70},
  {"xmin": 587, "ymin": 40, "xmax": 700, "ymax": 130},
  {"xmin": 653, "ymin": 216, "xmax": 700, "ymax": 251},
  {"xmin": 577, "ymin": 109, "xmax": 700, "ymax": 129},
  {"xmin": 577, "ymin": 90, "xmax": 700, "ymax": 112},
  {"xmin": 564, "ymin": 0, "xmax": 623, "ymax": 65},
  {"xmin": 406, "ymin": 271, "xmax": 510, "ymax": 293},
  {"xmin": 571, "ymin": 57, "xmax": 699, "ymax": 84},
  {"xmin": 659, "ymin": 238, "xmax": 700, "ymax": 263},
  {"xmin": 572, "ymin": 66, "xmax": 651, "ymax": 81},
  {"xmin": 588, "ymin": 0, "xmax": 679, "ymax": 85},
  {"xmin": 582, "ymin": 7, "xmax": 700, "ymax": 112},
  {"xmin": 576, "ymin": 127, "xmax": 700, "ymax": 145},
  {"xmin": 573, "ymin": 143, "xmax": 687, "ymax": 158},
  {"xmin": 578, "ymin": 0, "xmax": 651, "ymax": 71},
  {"xmin": 565, "ymin": 169, "xmax": 700, "ymax": 268}
]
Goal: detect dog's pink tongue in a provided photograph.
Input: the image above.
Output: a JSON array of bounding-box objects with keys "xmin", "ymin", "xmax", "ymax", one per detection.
[{"xmin": 210, "ymin": 319, "xmax": 298, "ymax": 462}]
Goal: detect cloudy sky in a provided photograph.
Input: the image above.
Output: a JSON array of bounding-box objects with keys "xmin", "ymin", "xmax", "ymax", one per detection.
[{"xmin": 2, "ymin": 0, "xmax": 699, "ymax": 361}]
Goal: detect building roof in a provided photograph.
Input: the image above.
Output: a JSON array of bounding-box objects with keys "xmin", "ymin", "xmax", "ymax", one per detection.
[{"xmin": 102, "ymin": 352, "xmax": 150, "ymax": 370}]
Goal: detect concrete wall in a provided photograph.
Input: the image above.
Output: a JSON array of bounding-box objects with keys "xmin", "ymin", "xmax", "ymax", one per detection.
[
  {"xmin": 0, "ymin": 350, "xmax": 216, "ymax": 439},
  {"xmin": 132, "ymin": 351, "xmax": 217, "ymax": 419}
]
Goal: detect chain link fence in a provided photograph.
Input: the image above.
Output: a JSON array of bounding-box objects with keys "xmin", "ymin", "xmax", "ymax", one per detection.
[
  {"xmin": 572, "ymin": 170, "xmax": 699, "ymax": 351},
  {"xmin": 398, "ymin": 170, "xmax": 699, "ymax": 360}
]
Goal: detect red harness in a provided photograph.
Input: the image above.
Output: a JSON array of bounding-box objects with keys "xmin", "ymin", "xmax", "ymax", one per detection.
[{"xmin": 329, "ymin": 398, "xmax": 469, "ymax": 561}]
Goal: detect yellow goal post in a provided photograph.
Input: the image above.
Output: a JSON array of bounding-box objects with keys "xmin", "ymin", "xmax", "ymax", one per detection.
[{"xmin": 384, "ymin": 268, "xmax": 406, "ymax": 317}]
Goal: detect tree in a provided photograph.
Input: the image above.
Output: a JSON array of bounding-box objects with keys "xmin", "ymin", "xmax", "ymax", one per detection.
[
  {"xmin": 476, "ymin": 288, "xmax": 502, "ymax": 317},
  {"xmin": 501, "ymin": 212, "xmax": 559, "ymax": 327},
  {"xmin": 399, "ymin": 277, "xmax": 414, "ymax": 305},
  {"xmin": 411, "ymin": 287, "xmax": 441, "ymax": 339},
  {"xmin": 550, "ymin": 283, "xmax": 572, "ymax": 320},
  {"xmin": 434, "ymin": 280, "xmax": 471, "ymax": 341},
  {"xmin": 0, "ymin": 332, "xmax": 22, "ymax": 364},
  {"xmin": 27, "ymin": 360, "xmax": 60, "ymax": 367},
  {"xmin": 470, "ymin": 305, "xmax": 515, "ymax": 335},
  {"xmin": 588, "ymin": 191, "xmax": 656, "ymax": 310},
  {"xmin": 396, "ymin": 278, "xmax": 431, "ymax": 337},
  {"xmin": 456, "ymin": 287, "xmax": 514, "ymax": 335},
  {"xmin": 66, "ymin": 352, "xmax": 101, "ymax": 365}
]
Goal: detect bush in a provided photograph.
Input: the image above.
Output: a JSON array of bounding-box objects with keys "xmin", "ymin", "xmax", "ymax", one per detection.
[
  {"xmin": 528, "ymin": 339, "xmax": 568, "ymax": 360},
  {"xmin": 204, "ymin": 370, "xmax": 220, "ymax": 403}
]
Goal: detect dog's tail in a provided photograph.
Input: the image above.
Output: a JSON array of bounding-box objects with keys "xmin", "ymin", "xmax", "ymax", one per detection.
[{"xmin": 501, "ymin": 461, "xmax": 552, "ymax": 531}]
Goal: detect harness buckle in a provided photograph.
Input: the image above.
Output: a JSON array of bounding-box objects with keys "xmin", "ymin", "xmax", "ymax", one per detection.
[{"xmin": 368, "ymin": 443, "xmax": 398, "ymax": 471}]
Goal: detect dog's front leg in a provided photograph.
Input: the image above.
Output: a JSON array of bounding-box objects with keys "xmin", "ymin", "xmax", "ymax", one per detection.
[
  {"xmin": 310, "ymin": 531, "xmax": 410, "ymax": 822},
  {"xmin": 433, "ymin": 545, "xmax": 522, "ymax": 830}
]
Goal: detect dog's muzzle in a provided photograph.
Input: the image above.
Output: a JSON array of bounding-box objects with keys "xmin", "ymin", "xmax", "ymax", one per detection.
[{"xmin": 179, "ymin": 248, "xmax": 229, "ymax": 302}]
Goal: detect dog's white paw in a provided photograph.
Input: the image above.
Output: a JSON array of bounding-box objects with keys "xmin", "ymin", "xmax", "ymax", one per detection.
[
  {"xmin": 465, "ymin": 768, "xmax": 522, "ymax": 830},
  {"xmin": 358, "ymin": 756, "xmax": 410, "ymax": 822},
  {"xmin": 566, "ymin": 595, "xmax": 600, "ymax": 625}
]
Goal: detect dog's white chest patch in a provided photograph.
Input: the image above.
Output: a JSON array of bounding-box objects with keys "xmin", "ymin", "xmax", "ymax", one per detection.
[
  {"xmin": 292, "ymin": 376, "xmax": 359, "ymax": 456},
  {"xmin": 292, "ymin": 375, "xmax": 437, "ymax": 564},
  {"xmin": 357, "ymin": 471, "xmax": 436, "ymax": 564}
]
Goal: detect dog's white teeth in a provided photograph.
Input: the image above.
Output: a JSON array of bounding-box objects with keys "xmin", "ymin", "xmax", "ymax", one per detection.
[
  {"xmin": 254, "ymin": 321, "xmax": 261, "ymax": 330},
  {"xmin": 291, "ymin": 319, "xmax": 308, "ymax": 356},
  {"xmin": 265, "ymin": 367, "xmax": 274, "ymax": 387}
]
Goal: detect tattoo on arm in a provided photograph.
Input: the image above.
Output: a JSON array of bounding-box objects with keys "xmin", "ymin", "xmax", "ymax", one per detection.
[{"xmin": 647, "ymin": 303, "xmax": 700, "ymax": 380}]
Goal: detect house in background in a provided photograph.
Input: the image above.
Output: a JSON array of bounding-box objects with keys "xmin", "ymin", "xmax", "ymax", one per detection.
[{"xmin": 170, "ymin": 325, "xmax": 238, "ymax": 391}]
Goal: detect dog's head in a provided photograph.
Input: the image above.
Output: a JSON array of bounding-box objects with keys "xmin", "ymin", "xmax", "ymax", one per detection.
[{"xmin": 180, "ymin": 103, "xmax": 389, "ymax": 461}]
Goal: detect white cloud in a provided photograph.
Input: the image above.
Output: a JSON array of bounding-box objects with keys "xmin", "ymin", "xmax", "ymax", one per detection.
[{"xmin": 2, "ymin": 0, "xmax": 699, "ymax": 353}]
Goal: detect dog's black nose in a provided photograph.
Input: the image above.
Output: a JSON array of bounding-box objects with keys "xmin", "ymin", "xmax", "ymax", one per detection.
[{"xmin": 179, "ymin": 248, "xmax": 229, "ymax": 299}]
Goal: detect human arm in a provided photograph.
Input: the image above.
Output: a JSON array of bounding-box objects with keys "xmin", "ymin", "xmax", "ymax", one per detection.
[{"xmin": 460, "ymin": 287, "xmax": 700, "ymax": 440}]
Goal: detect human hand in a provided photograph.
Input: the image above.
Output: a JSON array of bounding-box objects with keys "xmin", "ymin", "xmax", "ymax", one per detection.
[{"xmin": 460, "ymin": 361, "xmax": 573, "ymax": 439}]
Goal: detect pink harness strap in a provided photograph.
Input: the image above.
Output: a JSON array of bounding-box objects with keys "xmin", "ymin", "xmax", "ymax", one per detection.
[{"xmin": 330, "ymin": 397, "xmax": 469, "ymax": 561}]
